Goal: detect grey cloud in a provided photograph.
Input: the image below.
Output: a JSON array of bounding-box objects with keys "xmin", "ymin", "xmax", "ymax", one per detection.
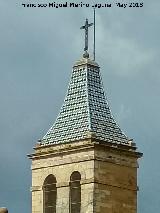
[{"xmin": 0, "ymin": 1, "xmax": 160, "ymax": 212}]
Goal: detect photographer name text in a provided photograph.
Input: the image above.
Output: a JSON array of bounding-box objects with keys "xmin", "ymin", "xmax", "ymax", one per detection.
[{"xmin": 22, "ymin": 2, "xmax": 144, "ymax": 9}]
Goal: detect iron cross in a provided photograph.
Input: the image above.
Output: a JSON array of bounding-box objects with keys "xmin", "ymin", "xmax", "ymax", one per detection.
[{"xmin": 80, "ymin": 19, "xmax": 93, "ymax": 52}]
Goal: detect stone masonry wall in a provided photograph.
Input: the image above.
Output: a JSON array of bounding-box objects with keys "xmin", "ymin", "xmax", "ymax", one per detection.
[
  {"xmin": 94, "ymin": 147, "xmax": 138, "ymax": 213},
  {"xmin": 30, "ymin": 140, "xmax": 140, "ymax": 213},
  {"xmin": 31, "ymin": 148, "xmax": 95, "ymax": 213}
]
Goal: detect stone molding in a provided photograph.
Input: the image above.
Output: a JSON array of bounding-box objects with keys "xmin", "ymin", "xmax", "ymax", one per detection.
[{"xmin": 28, "ymin": 139, "xmax": 142, "ymax": 161}]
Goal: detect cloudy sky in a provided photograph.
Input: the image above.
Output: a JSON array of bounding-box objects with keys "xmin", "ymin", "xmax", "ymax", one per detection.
[{"xmin": 0, "ymin": 0, "xmax": 160, "ymax": 212}]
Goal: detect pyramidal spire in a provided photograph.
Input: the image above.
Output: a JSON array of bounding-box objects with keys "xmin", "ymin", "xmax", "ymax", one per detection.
[
  {"xmin": 39, "ymin": 18, "xmax": 131, "ymax": 146},
  {"xmin": 40, "ymin": 56, "xmax": 129, "ymax": 146}
]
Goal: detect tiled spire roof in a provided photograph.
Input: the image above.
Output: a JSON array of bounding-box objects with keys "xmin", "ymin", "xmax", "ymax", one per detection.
[{"xmin": 40, "ymin": 57, "xmax": 129, "ymax": 146}]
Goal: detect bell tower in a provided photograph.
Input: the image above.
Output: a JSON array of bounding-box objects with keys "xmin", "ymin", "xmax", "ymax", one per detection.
[{"xmin": 28, "ymin": 18, "xmax": 142, "ymax": 213}]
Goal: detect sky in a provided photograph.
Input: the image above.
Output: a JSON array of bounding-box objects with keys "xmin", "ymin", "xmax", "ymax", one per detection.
[{"xmin": 0, "ymin": 0, "xmax": 160, "ymax": 212}]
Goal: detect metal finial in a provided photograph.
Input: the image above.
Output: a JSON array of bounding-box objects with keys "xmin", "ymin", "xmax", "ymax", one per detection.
[
  {"xmin": 80, "ymin": 18, "xmax": 93, "ymax": 58},
  {"xmin": 83, "ymin": 51, "xmax": 89, "ymax": 58}
]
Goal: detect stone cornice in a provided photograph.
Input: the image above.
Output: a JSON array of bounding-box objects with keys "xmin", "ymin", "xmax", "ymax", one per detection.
[
  {"xmin": 73, "ymin": 57, "xmax": 100, "ymax": 68},
  {"xmin": 28, "ymin": 138, "xmax": 142, "ymax": 160}
]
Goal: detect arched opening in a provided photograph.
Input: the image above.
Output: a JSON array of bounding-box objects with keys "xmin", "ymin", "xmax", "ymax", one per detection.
[
  {"xmin": 43, "ymin": 174, "xmax": 57, "ymax": 213},
  {"xmin": 69, "ymin": 171, "xmax": 81, "ymax": 213}
]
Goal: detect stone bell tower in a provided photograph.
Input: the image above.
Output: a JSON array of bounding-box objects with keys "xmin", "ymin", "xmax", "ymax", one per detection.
[{"xmin": 28, "ymin": 18, "xmax": 142, "ymax": 213}]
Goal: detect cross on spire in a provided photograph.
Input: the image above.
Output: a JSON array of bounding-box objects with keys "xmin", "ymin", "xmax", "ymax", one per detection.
[{"xmin": 80, "ymin": 18, "xmax": 93, "ymax": 58}]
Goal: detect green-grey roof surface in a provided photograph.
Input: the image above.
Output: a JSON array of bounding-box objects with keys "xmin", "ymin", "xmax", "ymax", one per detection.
[{"xmin": 40, "ymin": 57, "xmax": 129, "ymax": 145}]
